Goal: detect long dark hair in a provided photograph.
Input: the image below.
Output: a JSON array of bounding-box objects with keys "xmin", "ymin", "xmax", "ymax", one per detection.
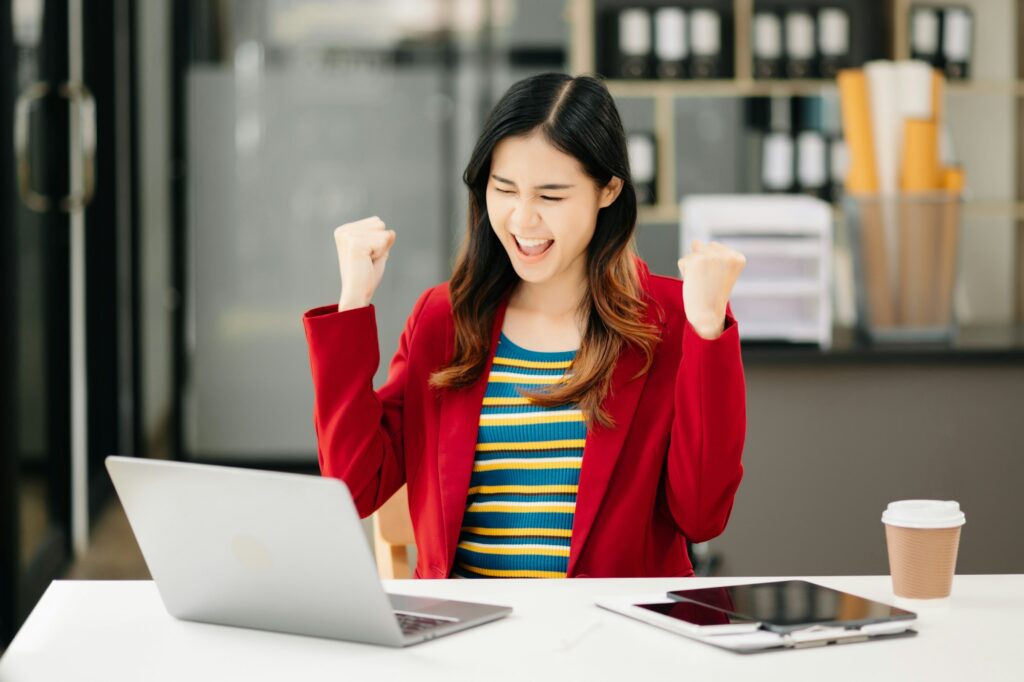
[{"xmin": 429, "ymin": 73, "xmax": 659, "ymax": 428}]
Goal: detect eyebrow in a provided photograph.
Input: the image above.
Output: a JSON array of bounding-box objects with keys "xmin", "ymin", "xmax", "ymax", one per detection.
[{"xmin": 491, "ymin": 174, "xmax": 575, "ymax": 191}]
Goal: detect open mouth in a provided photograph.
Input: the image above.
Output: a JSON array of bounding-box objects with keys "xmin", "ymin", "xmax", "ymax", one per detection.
[{"xmin": 513, "ymin": 234, "xmax": 554, "ymax": 258}]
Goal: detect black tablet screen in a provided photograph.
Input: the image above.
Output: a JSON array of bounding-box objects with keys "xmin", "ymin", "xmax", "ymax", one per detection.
[
  {"xmin": 637, "ymin": 599, "xmax": 755, "ymax": 627},
  {"xmin": 667, "ymin": 580, "xmax": 916, "ymax": 632}
]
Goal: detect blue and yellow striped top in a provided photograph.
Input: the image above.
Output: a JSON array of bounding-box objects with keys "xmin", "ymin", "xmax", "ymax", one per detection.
[{"xmin": 450, "ymin": 332, "xmax": 586, "ymax": 579}]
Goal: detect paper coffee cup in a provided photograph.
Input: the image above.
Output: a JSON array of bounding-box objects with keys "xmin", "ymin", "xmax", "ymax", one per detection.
[{"xmin": 882, "ymin": 500, "xmax": 965, "ymax": 599}]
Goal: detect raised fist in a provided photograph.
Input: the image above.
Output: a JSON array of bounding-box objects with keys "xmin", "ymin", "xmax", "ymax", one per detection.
[{"xmin": 334, "ymin": 216, "xmax": 397, "ymax": 312}]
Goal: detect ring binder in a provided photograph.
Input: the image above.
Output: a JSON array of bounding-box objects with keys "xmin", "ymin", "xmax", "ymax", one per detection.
[
  {"xmin": 941, "ymin": 7, "xmax": 972, "ymax": 80},
  {"xmin": 627, "ymin": 132, "xmax": 657, "ymax": 205},
  {"xmin": 817, "ymin": 8, "xmax": 850, "ymax": 78},
  {"xmin": 753, "ymin": 12, "xmax": 783, "ymax": 79},
  {"xmin": 689, "ymin": 9, "xmax": 722, "ymax": 79},
  {"xmin": 910, "ymin": 6, "xmax": 941, "ymax": 65},
  {"xmin": 784, "ymin": 11, "xmax": 816, "ymax": 79},
  {"xmin": 654, "ymin": 7, "xmax": 688, "ymax": 79},
  {"xmin": 618, "ymin": 8, "xmax": 652, "ymax": 79}
]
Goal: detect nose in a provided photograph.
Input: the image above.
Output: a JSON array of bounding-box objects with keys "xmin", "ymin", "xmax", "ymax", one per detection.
[{"xmin": 509, "ymin": 198, "xmax": 542, "ymax": 233}]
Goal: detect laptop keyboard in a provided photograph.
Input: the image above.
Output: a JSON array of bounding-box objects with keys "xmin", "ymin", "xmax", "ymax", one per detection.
[{"xmin": 395, "ymin": 612, "xmax": 452, "ymax": 636}]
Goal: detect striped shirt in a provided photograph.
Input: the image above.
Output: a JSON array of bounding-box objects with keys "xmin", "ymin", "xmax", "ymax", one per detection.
[{"xmin": 451, "ymin": 332, "xmax": 585, "ymax": 579}]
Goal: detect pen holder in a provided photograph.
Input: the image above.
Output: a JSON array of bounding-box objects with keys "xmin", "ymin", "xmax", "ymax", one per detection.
[{"xmin": 844, "ymin": 193, "xmax": 962, "ymax": 343}]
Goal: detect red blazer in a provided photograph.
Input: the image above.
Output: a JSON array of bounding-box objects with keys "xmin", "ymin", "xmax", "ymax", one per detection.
[{"xmin": 303, "ymin": 260, "xmax": 746, "ymax": 578}]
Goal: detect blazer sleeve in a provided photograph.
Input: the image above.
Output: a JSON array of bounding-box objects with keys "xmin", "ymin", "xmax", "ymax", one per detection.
[
  {"xmin": 662, "ymin": 303, "xmax": 746, "ymax": 543},
  {"xmin": 302, "ymin": 288, "xmax": 432, "ymax": 518}
]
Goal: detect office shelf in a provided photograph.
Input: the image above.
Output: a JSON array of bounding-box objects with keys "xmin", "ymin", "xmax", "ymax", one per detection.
[
  {"xmin": 946, "ymin": 80, "xmax": 1024, "ymax": 97},
  {"xmin": 607, "ymin": 79, "xmax": 837, "ymax": 99},
  {"xmin": 742, "ymin": 324, "xmax": 1024, "ymax": 365},
  {"xmin": 636, "ymin": 203, "xmax": 681, "ymax": 223},
  {"xmin": 636, "ymin": 201, "xmax": 1024, "ymax": 227},
  {"xmin": 605, "ymin": 79, "xmax": 1024, "ymax": 99},
  {"xmin": 568, "ymin": 0, "xmax": 1024, "ymax": 321}
]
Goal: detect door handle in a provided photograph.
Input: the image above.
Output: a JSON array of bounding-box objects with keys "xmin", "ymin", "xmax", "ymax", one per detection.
[
  {"xmin": 59, "ymin": 81, "xmax": 96, "ymax": 212},
  {"xmin": 14, "ymin": 81, "xmax": 50, "ymax": 212}
]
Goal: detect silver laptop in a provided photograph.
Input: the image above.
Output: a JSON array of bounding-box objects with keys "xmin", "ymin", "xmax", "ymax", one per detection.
[{"xmin": 105, "ymin": 456, "xmax": 511, "ymax": 646}]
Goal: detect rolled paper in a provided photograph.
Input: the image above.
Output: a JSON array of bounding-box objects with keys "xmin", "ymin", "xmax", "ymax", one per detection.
[
  {"xmin": 896, "ymin": 62, "xmax": 935, "ymax": 200},
  {"xmin": 942, "ymin": 165, "xmax": 965, "ymax": 193},
  {"xmin": 838, "ymin": 69, "xmax": 894, "ymax": 328},
  {"xmin": 900, "ymin": 118, "xmax": 939, "ymax": 192},
  {"xmin": 931, "ymin": 69, "xmax": 945, "ymax": 126},
  {"xmin": 865, "ymin": 62, "xmax": 902, "ymax": 322},
  {"xmin": 865, "ymin": 60, "xmax": 899, "ymax": 196},
  {"xmin": 898, "ymin": 118, "xmax": 940, "ymax": 326},
  {"xmin": 896, "ymin": 60, "xmax": 934, "ymax": 120},
  {"xmin": 837, "ymin": 69, "xmax": 879, "ymax": 194}
]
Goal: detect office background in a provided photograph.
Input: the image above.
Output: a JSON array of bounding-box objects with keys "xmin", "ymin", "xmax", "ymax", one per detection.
[{"xmin": 3, "ymin": 0, "xmax": 1023, "ymax": 649}]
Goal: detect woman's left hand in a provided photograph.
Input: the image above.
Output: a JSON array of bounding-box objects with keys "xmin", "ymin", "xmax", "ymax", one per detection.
[{"xmin": 677, "ymin": 240, "xmax": 746, "ymax": 340}]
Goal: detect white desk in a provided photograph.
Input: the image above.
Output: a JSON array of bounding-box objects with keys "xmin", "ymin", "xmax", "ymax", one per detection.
[{"xmin": 0, "ymin": 576, "xmax": 1019, "ymax": 681}]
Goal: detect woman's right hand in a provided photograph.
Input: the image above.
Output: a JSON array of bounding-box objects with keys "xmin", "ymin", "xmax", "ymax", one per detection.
[{"xmin": 334, "ymin": 216, "xmax": 397, "ymax": 312}]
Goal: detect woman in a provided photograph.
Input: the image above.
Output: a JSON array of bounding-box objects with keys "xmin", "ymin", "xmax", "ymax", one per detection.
[{"xmin": 303, "ymin": 73, "xmax": 746, "ymax": 579}]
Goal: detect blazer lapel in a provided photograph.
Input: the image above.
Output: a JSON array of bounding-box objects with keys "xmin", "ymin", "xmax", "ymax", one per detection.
[
  {"xmin": 568, "ymin": 263, "xmax": 663, "ymax": 575},
  {"xmin": 566, "ymin": 335, "xmax": 653, "ymax": 575},
  {"xmin": 436, "ymin": 297, "xmax": 508, "ymax": 575}
]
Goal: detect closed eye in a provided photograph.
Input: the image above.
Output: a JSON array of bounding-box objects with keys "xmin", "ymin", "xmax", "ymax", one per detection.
[{"xmin": 495, "ymin": 188, "xmax": 563, "ymax": 202}]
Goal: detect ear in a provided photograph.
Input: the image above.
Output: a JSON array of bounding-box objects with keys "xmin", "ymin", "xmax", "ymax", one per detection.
[{"xmin": 598, "ymin": 176, "xmax": 624, "ymax": 209}]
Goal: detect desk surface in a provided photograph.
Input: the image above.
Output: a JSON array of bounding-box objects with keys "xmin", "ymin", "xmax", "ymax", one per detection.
[{"xmin": 1, "ymin": 575, "xmax": 1020, "ymax": 681}]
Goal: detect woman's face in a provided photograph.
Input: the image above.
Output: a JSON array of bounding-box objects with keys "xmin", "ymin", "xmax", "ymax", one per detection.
[{"xmin": 487, "ymin": 131, "xmax": 622, "ymax": 286}]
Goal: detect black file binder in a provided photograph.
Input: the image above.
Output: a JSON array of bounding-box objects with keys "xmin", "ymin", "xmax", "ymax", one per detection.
[
  {"xmin": 753, "ymin": 11, "xmax": 783, "ymax": 79},
  {"xmin": 654, "ymin": 6, "xmax": 688, "ymax": 79},
  {"xmin": 941, "ymin": 6, "xmax": 973, "ymax": 80},
  {"xmin": 627, "ymin": 132, "xmax": 657, "ymax": 205},
  {"xmin": 908, "ymin": 4, "xmax": 973, "ymax": 79},
  {"xmin": 910, "ymin": 6, "xmax": 942, "ymax": 65},
  {"xmin": 817, "ymin": 7, "xmax": 851, "ymax": 78},
  {"xmin": 794, "ymin": 96, "xmax": 827, "ymax": 199},
  {"xmin": 617, "ymin": 7, "xmax": 652, "ymax": 79},
  {"xmin": 762, "ymin": 131, "xmax": 794, "ymax": 193},
  {"xmin": 761, "ymin": 96, "xmax": 793, "ymax": 192},
  {"xmin": 797, "ymin": 130, "xmax": 828, "ymax": 199},
  {"xmin": 784, "ymin": 10, "xmax": 816, "ymax": 78},
  {"xmin": 828, "ymin": 136, "xmax": 848, "ymax": 201},
  {"xmin": 689, "ymin": 8, "xmax": 722, "ymax": 79}
]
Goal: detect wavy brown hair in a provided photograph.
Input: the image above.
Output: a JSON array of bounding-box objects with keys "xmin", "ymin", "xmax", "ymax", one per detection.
[{"xmin": 429, "ymin": 73, "xmax": 660, "ymax": 429}]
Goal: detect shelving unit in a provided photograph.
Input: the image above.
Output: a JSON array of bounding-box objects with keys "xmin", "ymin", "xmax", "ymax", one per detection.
[
  {"xmin": 635, "ymin": 199, "xmax": 1024, "ymax": 227},
  {"xmin": 602, "ymin": 78, "xmax": 1024, "ymax": 98},
  {"xmin": 566, "ymin": 0, "xmax": 1024, "ymax": 322},
  {"xmin": 1017, "ymin": 0, "xmax": 1024, "ymax": 321}
]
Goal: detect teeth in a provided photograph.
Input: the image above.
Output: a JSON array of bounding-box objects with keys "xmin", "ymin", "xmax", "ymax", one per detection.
[{"xmin": 515, "ymin": 236, "xmax": 552, "ymax": 247}]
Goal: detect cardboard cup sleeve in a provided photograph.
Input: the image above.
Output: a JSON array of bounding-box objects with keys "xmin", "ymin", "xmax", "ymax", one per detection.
[{"xmin": 885, "ymin": 525, "xmax": 961, "ymax": 599}]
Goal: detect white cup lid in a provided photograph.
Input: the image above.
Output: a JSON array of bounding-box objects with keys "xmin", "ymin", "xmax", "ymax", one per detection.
[{"xmin": 882, "ymin": 500, "xmax": 965, "ymax": 529}]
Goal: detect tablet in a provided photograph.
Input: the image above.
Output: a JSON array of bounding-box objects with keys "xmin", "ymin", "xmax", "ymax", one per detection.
[
  {"xmin": 635, "ymin": 600, "xmax": 762, "ymax": 635},
  {"xmin": 667, "ymin": 580, "xmax": 917, "ymax": 634}
]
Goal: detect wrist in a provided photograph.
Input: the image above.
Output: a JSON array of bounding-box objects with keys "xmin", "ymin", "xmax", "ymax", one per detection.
[
  {"xmin": 338, "ymin": 295, "xmax": 370, "ymax": 312},
  {"xmin": 688, "ymin": 312, "xmax": 726, "ymax": 340}
]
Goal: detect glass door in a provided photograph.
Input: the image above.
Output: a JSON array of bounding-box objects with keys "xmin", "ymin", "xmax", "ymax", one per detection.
[
  {"xmin": 2, "ymin": 0, "xmax": 137, "ymax": 645},
  {"xmin": 2, "ymin": 0, "xmax": 73, "ymax": 646},
  {"xmin": 174, "ymin": 0, "xmax": 466, "ymax": 466}
]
